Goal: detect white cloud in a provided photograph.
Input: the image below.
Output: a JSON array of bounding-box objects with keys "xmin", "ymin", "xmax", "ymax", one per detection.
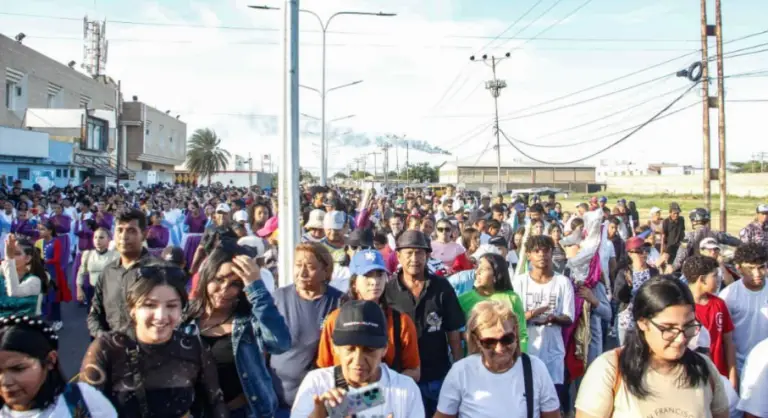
[{"xmin": 3, "ymin": 0, "xmax": 768, "ymax": 177}]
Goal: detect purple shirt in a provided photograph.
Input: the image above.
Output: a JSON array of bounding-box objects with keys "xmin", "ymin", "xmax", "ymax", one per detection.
[
  {"xmin": 185, "ymin": 212, "xmax": 207, "ymax": 233},
  {"xmin": 146, "ymin": 225, "xmax": 169, "ymax": 249},
  {"xmin": 11, "ymin": 219, "xmax": 39, "ymax": 241},
  {"xmin": 75, "ymin": 217, "xmax": 95, "ymax": 252}
]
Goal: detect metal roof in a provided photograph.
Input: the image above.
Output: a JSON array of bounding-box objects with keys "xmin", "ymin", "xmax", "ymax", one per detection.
[{"xmin": 445, "ymin": 155, "xmax": 594, "ymax": 169}]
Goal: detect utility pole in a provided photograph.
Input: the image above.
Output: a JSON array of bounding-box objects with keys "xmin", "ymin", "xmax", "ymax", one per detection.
[
  {"xmin": 715, "ymin": 0, "xmax": 727, "ymax": 232},
  {"xmin": 369, "ymin": 152, "xmax": 380, "ymax": 182},
  {"xmin": 248, "ymin": 153, "xmax": 253, "ymax": 188},
  {"xmin": 115, "ymin": 80, "xmax": 121, "ymax": 189},
  {"xmin": 471, "ymin": 52, "xmax": 510, "ymax": 194},
  {"xmin": 382, "ymin": 143, "xmax": 391, "ymax": 189},
  {"xmin": 700, "ymin": 0, "xmax": 712, "ymax": 212},
  {"xmin": 405, "ymin": 141, "xmax": 410, "ymax": 184}
]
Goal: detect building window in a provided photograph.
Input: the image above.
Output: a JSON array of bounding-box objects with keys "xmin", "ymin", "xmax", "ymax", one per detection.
[
  {"xmin": 70, "ymin": 169, "xmax": 75, "ymax": 178},
  {"xmin": 17, "ymin": 168, "xmax": 30, "ymax": 181},
  {"xmin": 84, "ymin": 117, "xmax": 108, "ymax": 151},
  {"xmin": 5, "ymin": 82, "xmax": 20, "ymax": 110},
  {"xmin": 56, "ymin": 169, "xmax": 62, "ymax": 178}
]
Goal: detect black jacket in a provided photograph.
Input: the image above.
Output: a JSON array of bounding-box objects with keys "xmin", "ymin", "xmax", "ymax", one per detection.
[{"xmin": 87, "ymin": 249, "xmax": 159, "ymax": 337}]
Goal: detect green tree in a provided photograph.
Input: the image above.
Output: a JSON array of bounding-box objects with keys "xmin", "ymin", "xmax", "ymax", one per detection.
[
  {"xmin": 185, "ymin": 128, "xmax": 231, "ymax": 185},
  {"xmin": 332, "ymin": 172, "xmax": 349, "ymax": 180},
  {"xmin": 402, "ymin": 163, "xmax": 439, "ymax": 183},
  {"xmin": 730, "ymin": 160, "xmax": 767, "ymax": 173},
  {"xmin": 350, "ymin": 170, "xmax": 372, "ymax": 180},
  {"xmin": 300, "ymin": 169, "xmax": 317, "ymax": 184}
]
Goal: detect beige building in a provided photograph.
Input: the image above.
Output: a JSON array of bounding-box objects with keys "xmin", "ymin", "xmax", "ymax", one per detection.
[
  {"xmin": 122, "ymin": 99, "xmax": 187, "ymax": 185},
  {"xmin": 1, "ymin": 34, "xmax": 123, "ymax": 183},
  {"xmin": 440, "ymin": 156, "xmax": 597, "ymax": 193}
]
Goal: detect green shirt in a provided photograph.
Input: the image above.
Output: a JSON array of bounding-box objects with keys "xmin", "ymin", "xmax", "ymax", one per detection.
[{"xmin": 458, "ymin": 289, "xmax": 529, "ymax": 353}]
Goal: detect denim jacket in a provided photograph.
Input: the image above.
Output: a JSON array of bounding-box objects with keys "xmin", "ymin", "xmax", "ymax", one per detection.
[{"xmin": 183, "ymin": 280, "xmax": 292, "ymax": 418}]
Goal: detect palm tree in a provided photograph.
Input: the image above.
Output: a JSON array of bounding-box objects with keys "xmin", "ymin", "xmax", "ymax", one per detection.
[{"xmin": 185, "ymin": 128, "xmax": 231, "ymax": 185}]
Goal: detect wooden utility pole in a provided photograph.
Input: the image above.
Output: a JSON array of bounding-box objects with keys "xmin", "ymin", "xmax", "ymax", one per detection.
[
  {"xmin": 700, "ymin": 0, "xmax": 712, "ymax": 212},
  {"xmin": 715, "ymin": 0, "xmax": 727, "ymax": 231}
]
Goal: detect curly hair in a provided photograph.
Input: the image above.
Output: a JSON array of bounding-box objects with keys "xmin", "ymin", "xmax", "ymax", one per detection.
[
  {"xmin": 733, "ymin": 242, "xmax": 768, "ymax": 266},
  {"xmin": 681, "ymin": 255, "xmax": 719, "ymax": 283}
]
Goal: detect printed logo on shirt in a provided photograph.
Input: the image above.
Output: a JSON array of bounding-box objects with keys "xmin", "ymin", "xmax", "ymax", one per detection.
[
  {"xmin": 426, "ymin": 312, "xmax": 442, "ymax": 332},
  {"xmin": 646, "ymin": 407, "xmax": 695, "ymax": 418},
  {"xmin": 715, "ymin": 312, "xmax": 723, "ymax": 332}
]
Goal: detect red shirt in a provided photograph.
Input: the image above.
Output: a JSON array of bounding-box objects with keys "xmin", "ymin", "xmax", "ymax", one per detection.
[{"xmin": 694, "ymin": 294, "xmax": 735, "ymax": 376}]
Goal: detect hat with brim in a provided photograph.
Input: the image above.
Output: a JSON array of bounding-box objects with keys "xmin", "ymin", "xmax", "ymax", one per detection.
[
  {"xmin": 305, "ymin": 209, "xmax": 325, "ymax": 230},
  {"xmin": 256, "ymin": 216, "xmax": 278, "ymax": 238},
  {"xmin": 626, "ymin": 237, "xmax": 651, "ymax": 252},
  {"xmin": 757, "ymin": 204, "xmax": 768, "ymax": 214},
  {"xmin": 395, "ymin": 230, "xmax": 431, "ymax": 252},
  {"xmin": 699, "ymin": 237, "xmax": 721, "ymax": 251},
  {"xmin": 332, "ymin": 300, "xmax": 388, "ymax": 349},
  {"xmin": 350, "ymin": 250, "xmax": 388, "ymax": 276},
  {"xmin": 347, "ymin": 228, "xmax": 374, "ymax": 248}
]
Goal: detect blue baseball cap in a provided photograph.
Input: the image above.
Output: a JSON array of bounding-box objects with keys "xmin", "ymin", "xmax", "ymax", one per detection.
[
  {"xmin": 599, "ymin": 196, "xmax": 608, "ymax": 203},
  {"xmin": 350, "ymin": 250, "xmax": 388, "ymax": 276}
]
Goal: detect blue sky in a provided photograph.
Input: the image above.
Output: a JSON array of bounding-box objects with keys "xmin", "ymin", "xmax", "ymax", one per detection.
[{"xmin": 2, "ymin": 0, "xmax": 767, "ymax": 174}]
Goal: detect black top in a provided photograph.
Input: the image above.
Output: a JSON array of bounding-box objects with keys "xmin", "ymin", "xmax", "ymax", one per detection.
[
  {"xmin": 80, "ymin": 331, "xmax": 228, "ymax": 418},
  {"xmin": 662, "ymin": 217, "xmax": 686, "ymax": 252},
  {"xmin": 383, "ymin": 271, "xmax": 465, "ymax": 382},
  {"xmin": 87, "ymin": 249, "xmax": 159, "ymax": 337},
  {"xmin": 200, "ymin": 333, "xmax": 243, "ymax": 403}
]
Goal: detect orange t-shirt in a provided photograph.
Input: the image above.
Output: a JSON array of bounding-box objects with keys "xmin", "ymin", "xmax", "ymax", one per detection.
[{"xmin": 316, "ymin": 306, "xmax": 421, "ymax": 372}]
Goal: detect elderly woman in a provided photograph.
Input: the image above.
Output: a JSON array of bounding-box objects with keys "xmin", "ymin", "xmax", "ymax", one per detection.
[
  {"xmin": 435, "ymin": 301, "xmax": 561, "ymax": 418},
  {"xmin": 270, "ymin": 243, "xmax": 344, "ymax": 417}
]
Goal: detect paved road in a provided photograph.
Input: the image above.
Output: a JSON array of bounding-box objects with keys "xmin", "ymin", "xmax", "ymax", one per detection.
[{"xmin": 58, "ymin": 301, "xmax": 91, "ymax": 379}]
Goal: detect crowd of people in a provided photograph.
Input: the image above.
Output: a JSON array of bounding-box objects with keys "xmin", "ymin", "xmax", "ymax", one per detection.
[{"xmin": 0, "ymin": 177, "xmax": 767, "ymax": 417}]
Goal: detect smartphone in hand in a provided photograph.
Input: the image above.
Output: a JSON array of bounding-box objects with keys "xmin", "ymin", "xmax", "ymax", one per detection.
[{"xmin": 326, "ymin": 383, "xmax": 386, "ymax": 418}]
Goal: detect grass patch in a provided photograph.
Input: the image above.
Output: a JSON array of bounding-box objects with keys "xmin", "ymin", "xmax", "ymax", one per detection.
[{"xmin": 558, "ymin": 193, "xmax": 761, "ymax": 233}]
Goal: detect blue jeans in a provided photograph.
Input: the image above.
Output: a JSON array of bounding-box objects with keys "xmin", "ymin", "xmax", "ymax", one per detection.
[
  {"xmin": 43, "ymin": 288, "xmax": 61, "ymax": 321},
  {"xmin": 418, "ymin": 380, "xmax": 443, "ymax": 417},
  {"xmin": 274, "ymin": 407, "xmax": 290, "ymax": 418}
]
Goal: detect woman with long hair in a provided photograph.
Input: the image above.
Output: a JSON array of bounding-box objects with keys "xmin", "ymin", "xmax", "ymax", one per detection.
[
  {"xmin": 0, "ymin": 235, "xmax": 47, "ymax": 317},
  {"xmin": 316, "ymin": 249, "xmax": 421, "ymax": 380},
  {"xmin": 457, "ymin": 252, "xmax": 528, "ymax": 352},
  {"xmin": 182, "ymin": 240, "xmax": 291, "ymax": 417},
  {"xmin": 435, "ymin": 301, "xmax": 561, "ymax": 418},
  {"xmin": 0, "ymin": 316, "xmax": 116, "ymax": 416},
  {"xmin": 146, "ymin": 211, "xmax": 170, "ymax": 258},
  {"xmin": 182, "ymin": 201, "xmax": 208, "ymax": 270},
  {"xmin": 615, "ymin": 237, "xmax": 661, "ymax": 345},
  {"xmin": 36, "ymin": 221, "xmax": 70, "ymax": 330},
  {"xmin": 575, "ymin": 278, "xmax": 729, "ymax": 417},
  {"xmin": 249, "ymin": 201, "xmax": 272, "ymax": 235},
  {"xmin": 80, "ymin": 265, "xmax": 228, "ymax": 417},
  {"xmin": 452, "ymin": 227, "xmax": 480, "ymax": 273}
]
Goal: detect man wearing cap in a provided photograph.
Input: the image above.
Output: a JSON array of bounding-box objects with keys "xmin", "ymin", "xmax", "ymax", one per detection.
[
  {"xmin": 672, "ymin": 208, "xmax": 740, "ymax": 272},
  {"xmin": 383, "ymin": 230, "xmax": 465, "ymax": 417},
  {"xmin": 291, "ymin": 300, "xmax": 425, "ymax": 418},
  {"xmin": 648, "ymin": 207, "xmax": 663, "ymax": 250},
  {"xmin": 213, "ymin": 203, "xmax": 231, "ymax": 227},
  {"xmin": 322, "ymin": 210, "xmax": 351, "ymax": 292},
  {"xmin": 739, "ymin": 204, "xmax": 768, "ymax": 250},
  {"xmin": 698, "ymin": 237, "xmax": 735, "ymax": 289},
  {"xmin": 302, "ymin": 209, "xmax": 326, "ymax": 243}
]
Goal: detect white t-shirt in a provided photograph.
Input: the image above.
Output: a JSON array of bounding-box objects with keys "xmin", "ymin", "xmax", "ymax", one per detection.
[
  {"xmin": 480, "ymin": 233, "xmax": 491, "ymax": 245},
  {"xmin": 738, "ymin": 337, "xmax": 768, "ymax": 417},
  {"xmin": 292, "ymin": 364, "xmax": 425, "ymax": 418},
  {"xmin": 437, "ymin": 354, "xmax": 560, "ymax": 418},
  {"xmin": 721, "ymin": 375, "xmax": 741, "ymax": 418},
  {"xmin": 330, "ymin": 267, "xmax": 351, "ymax": 293},
  {"xmin": 718, "ymin": 281, "xmax": 768, "ymax": 375},
  {"xmin": 0, "ymin": 383, "xmax": 117, "ymax": 418},
  {"xmin": 511, "ymin": 273, "xmax": 575, "ymax": 384},
  {"xmin": 260, "ymin": 268, "xmax": 276, "ymax": 294}
]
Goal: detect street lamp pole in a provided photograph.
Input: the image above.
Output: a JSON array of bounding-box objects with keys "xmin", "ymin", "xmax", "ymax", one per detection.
[{"xmin": 249, "ymin": 5, "xmax": 395, "ymax": 186}]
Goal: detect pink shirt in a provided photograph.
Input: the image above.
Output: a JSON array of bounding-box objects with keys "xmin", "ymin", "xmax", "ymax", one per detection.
[{"xmin": 431, "ymin": 241, "xmax": 466, "ymax": 266}]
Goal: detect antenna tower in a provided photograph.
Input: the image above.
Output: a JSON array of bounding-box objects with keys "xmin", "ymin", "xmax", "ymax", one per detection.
[{"xmin": 82, "ymin": 16, "xmax": 109, "ymax": 77}]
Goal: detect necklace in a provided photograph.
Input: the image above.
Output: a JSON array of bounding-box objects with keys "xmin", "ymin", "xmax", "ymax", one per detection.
[{"xmin": 200, "ymin": 311, "xmax": 235, "ymax": 334}]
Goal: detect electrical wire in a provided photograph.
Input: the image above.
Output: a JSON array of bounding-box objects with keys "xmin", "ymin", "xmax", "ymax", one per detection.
[
  {"xmin": 493, "ymin": 0, "xmax": 566, "ymax": 51},
  {"xmin": 502, "ymin": 0, "xmax": 595, "ymax": 53},
  {"xmin": 475, "ymin": 0, "xmax": 547, "ymax": 53},
  {"xmin": 498, "ymin": 82, "xmax": 699, "ymax": 164}
]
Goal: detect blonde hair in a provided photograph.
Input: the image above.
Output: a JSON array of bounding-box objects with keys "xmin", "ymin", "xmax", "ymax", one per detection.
[
  {"xmin": 466, "ymin": 300, "xmax": 521, "ymax": 356},
  {"xmin": 294, "ymin": 242, "xmax": 334, "ymax": 283}
]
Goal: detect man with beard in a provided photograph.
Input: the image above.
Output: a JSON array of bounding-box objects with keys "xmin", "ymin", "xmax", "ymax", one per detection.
[{"xmin": 384, "ymin": 230, "xmax": 465, "ymax": 417}]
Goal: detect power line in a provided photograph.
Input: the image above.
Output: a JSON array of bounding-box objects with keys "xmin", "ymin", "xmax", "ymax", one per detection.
[
  {"xmin": 502, "ymin": 0, "xmax": 595, "ymax": 53},
  {"xmin": 498, "ymin": 82, "xmax": 699, "ymax": 164},
  {"xmin": 494, "ymin": 0, "xmax": 566, "ymax": 51},
  {"xmin": 475, "ymin": 0, "xmax": 546, "ymax": 53}
]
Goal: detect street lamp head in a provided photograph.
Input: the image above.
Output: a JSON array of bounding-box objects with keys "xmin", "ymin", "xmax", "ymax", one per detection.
[
  {"xmin": 482, "ymin": 54, "xmax": 488, "ymax": 60},
  {"xmin": 469, "ymin": 55, "xmax": 475, "ymax": 61},
  {"xmin": 505, "ymin": 52, "xmax": 511, "ymax": 58},
  {"xmin": 376, "ymin": 12, "xmax": 397, "ymax": 16},
  {"xmin": 248, "ymin": 5, "xmax": 277, "ymax": 10}
]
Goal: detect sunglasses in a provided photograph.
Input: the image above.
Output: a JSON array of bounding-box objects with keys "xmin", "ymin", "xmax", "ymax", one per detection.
[
  {"xmin": 436, "ymin": 227, "xmax": 449, "ymax": 233},
  {"xmin": 477, "ymin": 332, "xmax": 517, "ymax": 350},
  {"xmin": 629, "ymin": 248, "xmax": 650, "ymax": 254}
]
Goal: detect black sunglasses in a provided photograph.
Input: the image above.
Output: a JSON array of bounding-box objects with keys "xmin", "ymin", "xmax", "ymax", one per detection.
[
  {"xmin": 436, "ymin": 227, "xmax": 450, "ymax": 233},
  {"xmin": 477, "ymin": 332, "xmax": 517, "ymax": 350}
]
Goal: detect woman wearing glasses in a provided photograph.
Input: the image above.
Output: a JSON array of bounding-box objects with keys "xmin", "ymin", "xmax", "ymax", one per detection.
[
  {"xmin": 575, "ymin": 277, "xmax": 729, "ymax": 418},
  {"xmin": 435, "ymin": 300, "xmax": 561, "ymax": 418},
  {"xmin": 80, "ymin": 266, "xmax": 229, "ymax": 418},
  {"xmin": 430, "ymin": 219, "xmax": 465, "ymax": 271},
  {"xmin": 183, "ymin": 241, "xmax": 292, "ymax": 418}
]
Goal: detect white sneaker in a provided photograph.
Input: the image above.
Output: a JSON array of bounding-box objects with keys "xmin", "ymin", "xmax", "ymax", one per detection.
[{"xmin": 52, "ymin": 321, "xmax": 63, "ymax": 331}]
